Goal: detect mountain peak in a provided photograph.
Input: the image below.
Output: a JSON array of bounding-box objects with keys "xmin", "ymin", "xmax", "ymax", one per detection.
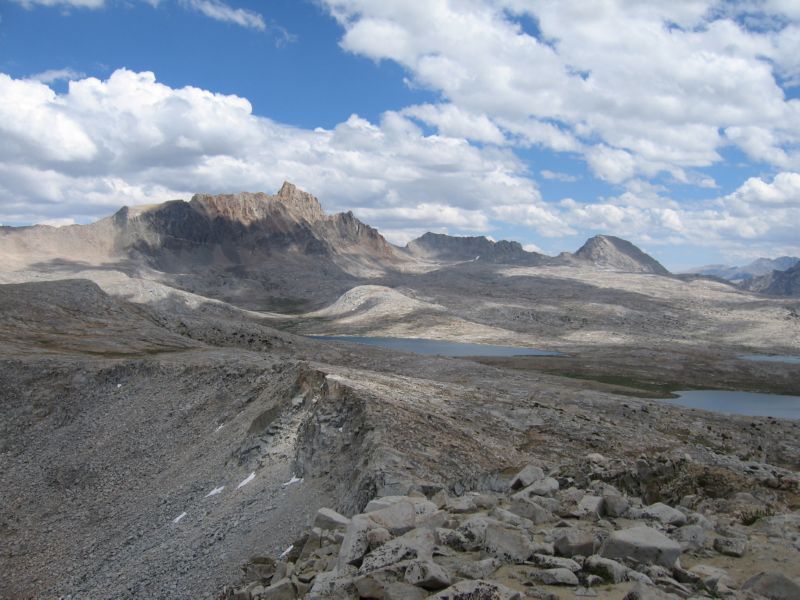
[
  {"xmin": 575, "ymin": 235, "xmax": 670, "ymax": 275},
  {"xmin": 275, "ymin": 181, "xmax": 326, "ymax": 222}
]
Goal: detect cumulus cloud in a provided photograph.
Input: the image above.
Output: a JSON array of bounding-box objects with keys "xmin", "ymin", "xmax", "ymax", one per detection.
[
  {"xmin": 557, "ymin": 172, "xmax": 800, "ymax": 256},
  {"xmin": 1, "ymin": 68, "xmax": 797, "ymax": 259},
  {"xmin": 321, "ymin": 0, "xmax": 800, "ymax": 182},
  {"xmin": 0, "ymin": 69, "xmax": 554, "ymax": 238}
]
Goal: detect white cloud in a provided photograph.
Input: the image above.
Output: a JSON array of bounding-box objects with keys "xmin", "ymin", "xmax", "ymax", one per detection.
[
  {"xmin": 540, "ymin": 170, "xmax": 579, "ymax": 182},
  {"xmin": 179, "ymin": 0, "xmax": 265, "ymax": 31},
  {"xmin": 28, "ymin": 68, "xmax": 86, "ymax": 83},
  {"xmin": 321, "ymin": 0, "xmax": 800, "ymax": 182},
  {"xmin": 0, "ymin": 69, "xmax": 560, "ymax": 237}
]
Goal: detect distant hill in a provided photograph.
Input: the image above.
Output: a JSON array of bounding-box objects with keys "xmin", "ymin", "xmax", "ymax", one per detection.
[
  {"xmin": 573, "ymin": 235, "xmax": 670, "ymax": 275},
  {"xmin": 741, "ymin": 262, "xmax": 800, "ymax": 296},
  {"xmin": 405, "ymin": 232, "xmax": 550, "ymax": 265},
  {"xmin": 689, "ymin": 256, "xmax": 800, "ymax": 282}
]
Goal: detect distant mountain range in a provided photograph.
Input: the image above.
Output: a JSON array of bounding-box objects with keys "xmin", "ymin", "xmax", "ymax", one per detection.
[
  {"xmin": 7, "ymin": 181, "xmax": 796, "ymax": 308},
  {"xmin": 688, "ymin": 256, "xmax": 800, "ymax": 282}
]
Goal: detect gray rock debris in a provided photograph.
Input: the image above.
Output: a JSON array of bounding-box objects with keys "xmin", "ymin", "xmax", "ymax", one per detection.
[
  {"xmin": 601, "ymin": 526, "xmax": 682, "ymax": 568},
  {"xmin": 742, "ymin": 571, "xmax": 800, "ymax": 600},
  {"xmin": 220, "ymin": 460, "xmax": 785, "ymax": 600}
]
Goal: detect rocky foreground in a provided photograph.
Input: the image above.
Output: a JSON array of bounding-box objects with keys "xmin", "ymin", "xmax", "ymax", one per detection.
[{"xmin": 220, "ymin": 459, "xmax": 800, "ymax": 600}]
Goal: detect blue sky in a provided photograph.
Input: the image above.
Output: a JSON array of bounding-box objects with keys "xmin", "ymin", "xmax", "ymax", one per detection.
[{"xmin": 1, "ymin": 0, "xmax": 799, "ymax": 270}]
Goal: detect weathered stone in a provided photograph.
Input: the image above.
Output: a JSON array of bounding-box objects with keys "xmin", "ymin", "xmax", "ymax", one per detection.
[
  {"xmin": 456, "ymin": 516, "xmax": 498, "ymax": 548},
  {"xmin": 584, "ymin": 555, "xmax": 627, "ymax": 583},
  {"xmin": 601, "ymin": 526, "xmax": 682, "ymax": 568},
  {"xmin": 404, "ymin": 560, "xmax": 451, "ymax": 590},
  {"xmin": 742, "ymin": 571, "xmax": 800, "ymax": 600},
  {"xmin": 365, "ymin": 496, "xmax": 438, "ymax": 518},
  {"xmin": 241, "ymin": 557, "xmax": 277, "ymax": 583},
  {"xmin": 360, "ymin": 528, "xmax": 434, "ymax": 573},
  {"xmin": 367, "ymin": 501, "xmax": 417, "ymax": 535},
  {"xmin": 576, "ymin": 495, "xmax": 605, "ymax": 520},
  {"xmin": 299, "ymin": 528, "xmax": 323, "ymax": 561},
  {"xmin": 713, "ymin": 535, "xmax": 747, "ymax": 557},
  {"xmin": 256, "ymin": 577, "xmax": 296, "ymax": 600},
  {"xmin": 641, "ymin": 503, "xmax": 687, "ymax": 527},
  {"xmin": 367, "ymin": 527, "xmax": 392, "ymax": 550},
  {"xmin": 491, "ymin": 506, "xmax": 534, "ymax": 530},
  {"xmin": 531, "ymin": 553, "xmax": 581, "ymax": 572},
  {"xmin": 689, "ymin": 564, "xmax": 736, "ymax": 594},
  {"xmin": 519, "ymin": 477, "xmax": 559, "ymax": 497},
  {"xmin": 338, "ymin": 515, "xmax": 375, "ymax": 568},
  {"xmin": 314, "ymin": 508, "xmax": 350, "ymax": 532},
  {"xmin": 456, "ymin": 558, "xmax": 500, "ymax": 579},
  {"xmin": 553, "ymin": 528, "xmax": 596, "ymax": 558},
  {"xmin": 531, "ymin": 568, "xmax": 580, "ymax": 586},
  {"xmin": 530, "ymin": 542, "xmax": 554, "ymax": 556},
  {"xmin": 429, "ymin": 579, "xmax": 523, "ymax": 600},
  {"xmin": 510, "ymin": 464, "xmax": 546, "ymax": 490},
  {"xmin": 430, "ymin": 490, "xmax": 448, "ymax": 509},
  {"xmin": 385, "ymin": 582, "xmax": 427, "ymax": 600},
  {"xmin": 482, "ymin": 522, "xmax": 533, "ymax": 564},
  {"xmin": 306, "ymin": 566, "xmax": 358, "ymax": 600},
  {"xmin": 473, "ymin": 494, "xmax": 498, "ymax": 510},
  {"xmin": 446, "ymin": 496, "xmax": 478, "ymax": 514},
  {"xmin": 416, "ymin": 510, "xmax": 449, "ymax": 531},
  {"xmin": 508, "ymin": 496, "xmax": 555, "ymax": 525},
  {"xmin": 353, "ymin": 564, "xmax": 405, "ymax": 599},
  {"xmin": 602, "ymin": 493, "xmax": 630, "ymax": 518},
  {"xmin": 435, "ymin": 528, "xmax": 469, "ymax": 551},
  {"xmin": 671, "ymin": 525, "xmax": 706, "ymax": 552}
]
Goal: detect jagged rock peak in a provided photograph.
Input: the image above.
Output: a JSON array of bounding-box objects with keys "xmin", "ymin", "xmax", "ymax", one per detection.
[
  {"xmin": 187, "ymin": 183, "xmax": 325, "ymax": 225},
  {"xmin": 575, "ymin": 234, "xmax": 670, "ymax": 275},
  {"xmin": 274, "ymin": 181, "xmax": 326, "ymax": 222}
]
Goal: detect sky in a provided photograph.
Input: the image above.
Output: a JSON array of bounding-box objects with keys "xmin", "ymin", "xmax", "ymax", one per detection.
[{"xmin": 1, "ymin": 0, "xmax": 799, "ymax": 270}]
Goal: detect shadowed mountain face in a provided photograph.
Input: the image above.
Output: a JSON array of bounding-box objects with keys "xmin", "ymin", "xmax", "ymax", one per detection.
[
  {"xmin": 0, "ymin": 183, "xmax": 406, "ymax": 310},
  {"xmin": 573, "ymin": 235, "xmax": 671, "ymax": 275},
  {"xmin": 742, "ymin": 262, "xmax": 800, "ymax": 296},
  {"xmin": 405, "ymin": 232, "xmax": 551, "ymax": 265},
  {"xmin": 115, "ymin": 183, "xmax": 399, "ymax": 273}
]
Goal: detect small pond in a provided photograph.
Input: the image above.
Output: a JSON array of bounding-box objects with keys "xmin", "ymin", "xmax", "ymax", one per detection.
[
  {"xmin": 661, "ymin": 390, "xmax": 800, "ymax": 420},
  {"xmin": 738, "ymin": 354, "xmax": 800, "ymax": 365},
  {"xmin": 309, "ymin": 335, "xmax": 564, "ymax": 357}
]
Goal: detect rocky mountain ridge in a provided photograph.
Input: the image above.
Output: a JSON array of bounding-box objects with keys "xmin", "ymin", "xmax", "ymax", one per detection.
[{"xmin": 689, "ymin": 257, "xmax": 800, "ymax": 282}]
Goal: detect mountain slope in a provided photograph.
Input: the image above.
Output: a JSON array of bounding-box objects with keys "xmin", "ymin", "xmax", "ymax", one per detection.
[
  {"xmin": 0, "ymin": 182, "xmax": 409, "ymax": 310},
  {"xmin": 742, "ymin": 262, "xmax": 800, "ymax": 296},
  {"xmin": 405, "ymin": 232, "xmax": 550, "ymax": 265},
  {"xmin": 573, "ymin": 235, "xmax": 670, "ymax": 275}
]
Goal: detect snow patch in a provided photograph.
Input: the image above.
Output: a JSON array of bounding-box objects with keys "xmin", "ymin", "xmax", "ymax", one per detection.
[
  {"xmin": 205, "ymin": 486, "xmax": 225, "ymax": 497},
  {"xmin": 116, "ymin": 383, "xmax": 122, "ymax": 389},
  {"xmin": 237, "ymin": 472, "xmax": 255, "ymax": 489},
  {"xmin": 214, "ymin": 424, "xmax": 224, "ymax": 433},
  {"xmin": 282, "ymin": 475, "xmax": 303, "ymax": 487},
  {"xmin": 173, "ymin": 512, "xmax": 187, "ymax": 523}
]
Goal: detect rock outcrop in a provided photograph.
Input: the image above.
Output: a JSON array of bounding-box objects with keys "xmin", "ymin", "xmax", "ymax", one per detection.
[
  {"xmin": 573, "ymin": 235, "xmax": 670, "ymax": 275},
  {"xmin": 219, "ymin": 460, "xmax": 800, "ymax": 599}
]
